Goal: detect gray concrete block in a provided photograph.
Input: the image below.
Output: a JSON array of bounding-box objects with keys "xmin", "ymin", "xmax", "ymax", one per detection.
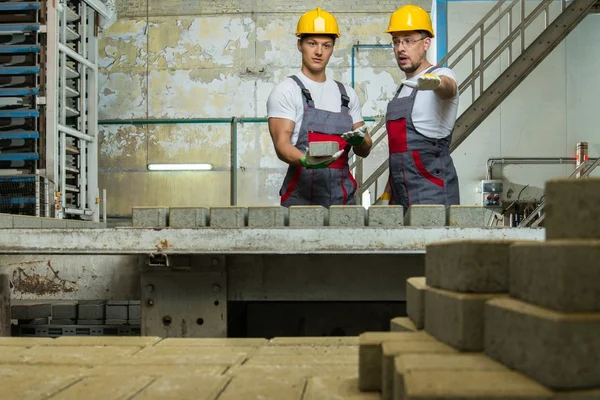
[
  {"xmin": 393, "ymin": 353, "xmax": 508, "ymax": 400},
  {"xmin": 52, "ymin": 303, "xmax": 77, "ymax": 319},
  {"xmin": 128, "ymin": 304, "xmax": 140, "ymax": 320},
  {"xmin": 425, "ymin": 240, "xmax": 513, "ymax": 293},
  {"xmin": 50, "ymin": 319, "xmax": 76, "ymax": 325},
  {"xmin": 402, "ymin": 370, "xmax": 553, "ymax": 400},
  {"xmin": 77, "ymin": 304, "xmax": 105, "ymax": 320},
  {"xmin": 358, "ymin": 331, "xmax": 434, "ymax": 392},
  {"xmin": 510, "ymin": 241, "xmax": 600, "ymax": 312},
  {"xmin": 18, "ymin": 317, "xmax": 49, "ymax": 325},
  {"xmin": 209, "ymin": 207, "xmax": 247, "ymax": 228},
  {"xmin": 382, "ymin": 341, "xmax": 457, "ymax": 400},
  {"xmin": 77, "ymin": 319, "xmax": 104, "ymax": 325},
  {"xmin": 404, "ymin": 205, "xmax": 446, "ymax": 226},
  {"xmin": 406, "ymin": 277, "xmax": 426, "ymax": 329},
  {"xmin": 128, "ymin": 319, "xmax": 140, "ymax": 325},
  {"xmin": 446, "ymin": 205, "xmax": 486, "ymax": 227},
  {"xmin": 546, "ymin": 178, "xmax": 600, "ymax": 240},
  {"xmin": 247, "ymin": 207, "xmax": 287, "ymax": 227},
  {"xmin": 425, "ymin": 286, "xmax": 505, "ymax": 351},
  {"xmin": 13, "ymin": 215, "xmax": 42, "ymax": 228},
  {"xmin": 308, "ymin": 141, "xmax": 339, "ymax": 157},
  {"xmin": 41, "ymin": 218, "xmax": 68, "ymax": 228},
  {"xmin": 169, "ymin": 207, "xmax": 209, "ymax": 228},
  {"xmin": 390, "ymin": 317, "xmax": 417, "ymax": 332},
  {"xmin": 0, "ymin": 213, "xmax": 13, "ymax": 228},
  {"xmin": 288, "ymin": 206, "xmax": 328, "ymax": 227},
  {"xmin": 367, "ymin": 206, "xmax": 404, "ymax": 227},
  {"xmin": 11, "ymin": 304, "xmax": 52, "ymax": 319},
  {"xmin": 65, "ymin": 220, "xmax": 99, "ymax": 229},
  {"xmin": 106, "ymin": 319, "xmax": 128, "ymax": 325},
  {"xmin": 107, "ymin": 300, "xmax": 130, "ymax": 305},
  {"xmin": 132, "ymin": 207, "xmax": 169, "ymax": 228},
  {"xmin": 328, "ymin": 205, "xmax": 365, "ymax": 226},
  {"xmin": 106, "ymin": 305, "xmax": 128, "ymax": 320},
  {"xmin": 485, "ymin": 297, "xmax": 600, "ymax": 389}
]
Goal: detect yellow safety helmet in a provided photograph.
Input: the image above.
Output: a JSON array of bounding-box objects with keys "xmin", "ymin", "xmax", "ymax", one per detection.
[
  {"xmin": 385, "ymin": 5, "xmax": 435, "ymax": 38},
  {"xmin": 296, "ymin": 7, "xmax": 340, "ymax": 38}
]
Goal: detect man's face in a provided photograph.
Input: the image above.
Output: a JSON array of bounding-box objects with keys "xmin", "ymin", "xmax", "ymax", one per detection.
[
  {"xmin": 298, "ymin": 35, "xmax": 335, "ymax": 73},
  {"xmin": 391, "ymin": 31, "xmax": 430, "ymax": 74}
]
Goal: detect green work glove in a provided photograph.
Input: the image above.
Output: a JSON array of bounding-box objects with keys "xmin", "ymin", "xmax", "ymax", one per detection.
[
  {"xmin": 300, "ymin": 150, "xmax": 344, "ymax": 169},
  {"xmin": 341, "ymin": 126, "xmax": 367, "ymax": 147}
]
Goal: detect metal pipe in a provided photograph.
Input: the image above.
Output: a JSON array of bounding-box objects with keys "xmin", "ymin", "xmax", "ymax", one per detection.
[
  {"xmin": 58, "ymin": 43, "xmax": 96, "ymax": 71},
  {"xmin": 486, "ymin": 157, "xmax": 599, "ymax": 180},
  {"xmin": 58, "ymin": 123, "xmax": 94, "ymax": 141},
  {"xmin": 230, "ymin": 117, "xmax": 238, "ymax": 206}
]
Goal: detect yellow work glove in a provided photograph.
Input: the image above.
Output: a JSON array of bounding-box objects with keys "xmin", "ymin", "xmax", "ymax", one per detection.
[
  {"xmin": 402, "ymin": 73, "xmax": 441, "ymax": 91},
  {"xmin": 301, "ymin": 150, "xmax": 344, "ymax": 169}
]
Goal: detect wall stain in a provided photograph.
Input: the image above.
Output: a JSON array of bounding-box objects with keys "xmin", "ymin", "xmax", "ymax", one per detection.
[{"xmin": 11, "ymin": 261, "xmax": 78, "ymax": 296}]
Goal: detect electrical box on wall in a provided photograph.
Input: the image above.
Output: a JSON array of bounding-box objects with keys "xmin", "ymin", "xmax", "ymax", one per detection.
[{"xmin": 481, "ymin": 180, "xmax": 503, "ymax": 207}]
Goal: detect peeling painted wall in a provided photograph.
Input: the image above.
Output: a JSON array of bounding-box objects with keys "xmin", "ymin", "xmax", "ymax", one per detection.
[{"xmin": 98, "ymin": 1, "xmax": 600, "ymax": 216}]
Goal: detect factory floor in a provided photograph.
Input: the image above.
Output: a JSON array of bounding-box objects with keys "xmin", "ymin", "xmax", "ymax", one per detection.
[{"xmin": 0, "ymin": 336, "xmax": 373, "ymax": 399}]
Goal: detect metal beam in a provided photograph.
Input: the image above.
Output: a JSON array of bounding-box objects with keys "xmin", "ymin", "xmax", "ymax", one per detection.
[{"xmin": 0, "ymin": 227, "xmax": 544, "ymax": 255}]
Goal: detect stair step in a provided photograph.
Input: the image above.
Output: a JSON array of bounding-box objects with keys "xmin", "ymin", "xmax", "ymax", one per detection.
[
  {"xmin": 0, "ymin": 87, "xmax": 38, "ymax": 96},
  {"xmin": 65, "ymin": 26, "xmax": 79, "ymax": 41},
  {"xmin": 0, "ymin": 44, "xmax": 39, "ymax": 54},
  {"xmin": 65, "ymin": 7, "xmax": 79, "ymax": 22},
  {"xmin": 0, "ymin": 2, "xmax": 41, "ymax": 12},
  {"xmin": 0, "ymin": 107, "xmax": 39, "ymax": 118},
  {"xmin": 0, "ymin": 65, "xmax": 40, "ymax": 75},
  {"xmin": 65, "ymin": 145, "xmax": 79, "ymax": 155},
  {"xmin": 65, "ymin": 86, "xmax": 78, "ymax": 98},
  {"xmin": 65, "ymin": 184, "xmax": 79, "ymax": 193},
  {"xmin": 0, "ymin": 130, "xmax": 38, "ymax": 139},
  {"xmin": 0, "ymin": 152, "xmax": 39, "ymax": 161},
  {"xmin": 64, "ymin": 165, "xmax": 79, "ymax": 173},
  {"xmin": 0, "ymin": 23, "xmax": 40, "ymax": 32},
  {"xmin": 65, "ymin": 66, "xmax": 79, "ymax": 79},
  {"xmin": 64, "ymin": 105, "xmax": 79, "ymax": 117}
]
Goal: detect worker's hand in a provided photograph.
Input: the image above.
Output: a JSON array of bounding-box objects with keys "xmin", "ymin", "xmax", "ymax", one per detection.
[
  {"xmin": 341, "ymin": 126, "xmax": 367, "ymax": 147},
  {"xmin": 301, "ymin": 150, "xmax": 344, "ymax": 169},
  {"xmin": 402, "ymin": 73, "xmax": 441, "ymax": 91}
]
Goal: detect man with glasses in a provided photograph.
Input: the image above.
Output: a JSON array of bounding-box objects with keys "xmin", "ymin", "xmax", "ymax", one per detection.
[{"xmin": 383, "ymin": 5, "xmax": 460, "ymax": 211}]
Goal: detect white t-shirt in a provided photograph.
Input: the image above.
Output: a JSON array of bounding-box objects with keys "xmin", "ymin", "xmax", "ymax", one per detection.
[
  {"xmin": 396, "ymin": 67, "xmax": 459, "ymax": 139},
  {"xmin": 267, "ymin": 71, "xmax": 364, "ymax": 145}
]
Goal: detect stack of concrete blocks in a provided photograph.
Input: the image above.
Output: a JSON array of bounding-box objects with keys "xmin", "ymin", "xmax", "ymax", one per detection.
[
  {"xmin": 130, "ymin": 204, "xmax": 486, "ymax": 228},
  {"xmin": 357, "ymin": 177, "xmax": 600, "ymax": 399},
  {"xmin": 0, "ymin": 213, "xmax": 106, "ymax": 228}
]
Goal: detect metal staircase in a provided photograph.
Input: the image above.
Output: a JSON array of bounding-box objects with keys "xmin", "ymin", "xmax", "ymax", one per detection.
[
  {"xmin": 354, "ymin": 0, "xmax": 598, "ymax": 203},
  {"xmin": 0, "ymin": 0, "xmax": 114, "ymax": 220}
]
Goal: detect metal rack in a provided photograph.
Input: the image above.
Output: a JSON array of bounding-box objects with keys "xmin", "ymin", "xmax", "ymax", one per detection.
[{"xmin": 0, "ymin": 0, "xmax": 114, "ymax": 220}]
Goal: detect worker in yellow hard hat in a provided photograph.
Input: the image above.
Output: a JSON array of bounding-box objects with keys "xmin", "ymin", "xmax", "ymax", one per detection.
[
  {"xmin": 382, "ymin": 4, "xmax": 460, "ymax": 211},
  {"xmin": 267, "ymin": 7, "xmax": 373, "ymax": 207}
]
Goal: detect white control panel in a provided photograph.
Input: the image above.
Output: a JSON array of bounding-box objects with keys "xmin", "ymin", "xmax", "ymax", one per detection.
[{"xmin": 481, "ymin": 180, "xmax": 503, "ymax": 207}]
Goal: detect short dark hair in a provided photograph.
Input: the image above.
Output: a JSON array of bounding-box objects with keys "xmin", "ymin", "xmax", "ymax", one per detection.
[
  {"xmin": 299, "ymin": 34, "xmax": 337, "ymax": 44},
  {"xmin": 417, "ymin": 30, "xmax": 432, "ymax": 39}
]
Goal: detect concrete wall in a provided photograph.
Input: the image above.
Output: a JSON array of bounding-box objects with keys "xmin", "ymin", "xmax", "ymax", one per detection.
[{"xmin": 97, "ymin": 0, "xmax": 599, "ymax": 216}]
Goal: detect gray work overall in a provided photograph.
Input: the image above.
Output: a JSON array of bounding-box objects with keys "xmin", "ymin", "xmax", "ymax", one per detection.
[
  {"xmin": 385, "ymin": 66, "xmax": 460, "ymax": 210},
  {"xmin": 279, "ymin": 76, "xmax": 356, "ymax": 207}
]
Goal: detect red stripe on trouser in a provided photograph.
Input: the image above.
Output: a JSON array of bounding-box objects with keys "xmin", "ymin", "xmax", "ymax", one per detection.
[
  {"xmin": 386, "ymin": 119, "xmax": 408, "ymax": 153},
  {"xmin": 412, "ymin": 150, "xmax": 444, "ymax": 188},
  {"xmin": 281, "ymin": 168, "xmax": 302, "ymax": 204},
  {"xmin": 341, "ymin": 170, "xmax": 348, "ymax": 205}
]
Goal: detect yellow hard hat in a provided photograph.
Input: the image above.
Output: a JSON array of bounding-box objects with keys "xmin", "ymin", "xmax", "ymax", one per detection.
[
  {"xmin": 385, "ymin": 5, "xmax": 435, "ymax": 38},
  {"xmin": 296, "ymin": 7, "xmax": 340, "ymax": 38}
]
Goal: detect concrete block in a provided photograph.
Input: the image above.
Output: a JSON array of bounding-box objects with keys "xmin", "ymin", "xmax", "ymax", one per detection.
[
  {"xmin": 404, "ymin": 205, "xmax": 445, "ymax": 226},
  {"xmin": 0, "ymin": 213, "xmax": 13, "ymax": 228},
  {"xmin": 209, "ymin": 207, "xmax": 247, "ymax": 228},
  {"xmin": 77, "ymin": 304, "xmax": 105, "ymax": 320},
  {"xmin": 112, "ymin": 346, "xmax": 250, "ymax": 366},
  {"xmin": 269, "ymin": 337, "xmax": 357, "ymax": 346},
  {"xmin": 77, "ymin": 319, "xmax": 104, "ymax": 325},
  {"xmin": 168, "ymin": 207, "xmax": 209, "ymax": 228},
  {"xmin": 106, "ymin": 319, "xmax": 128, "ymax": 325},
  {"xmin": 247, "ymin": 206, "xmax": 287, "ymax": 227},
  {"xmin": 510, "ymin": 240, "xmax": 600, "ymax": 312},
  {"xmin": 0, "ymin": 337, "xmax": 54, "ymax": 346},
  {"xmin": 546, "ymin": 178, "xmax": 600, "ymax": 240},
  {"xmin": 50, "ymin": 319, "xmax": 76, "ymax": 325},
  {"xmin": 128, "ymin": 304, "xmax": 140, "ymax": 320},
  {"xmin": 393, "ymin": 353, "xmax": 508, "ymax": 400},
  {"xmin": 132, "ymin": 207, "xmax": 168, "ymax": 227},
  {"xmin": 107, "ymin": 300, "xmax": 129, "ymax": 305},
  {"xmin": 40, "ymin": 218, "xmax": 67, "ymax": 228},
  {"xmin": 52, "ymin": 303, "xmax": 77, "ymax": 319},
  {"xmin": 288, "ymin": 206, "xmax": 328, "ymax": 227},
  {"xmin": 18, "ymin": 317, "xmax": 49, "ymax": 325},
  {"xmin": 255, "ymin": 345, "xmax": 356, "ymax": 356},
  {"xmin": 485, "ymin": 297, "xmax": 600, "ymax": 389},
  {"xmin": 367, "ymin": 205, "xmax": 404, "ymax": 227},
  {"xmin": 219, "ymin": 374, "xmax": 305, "ymax": 400},
  {"xmin": 305, "ymin": 376, "xmax": 380, "ymax": 400},
  {"xmin": 403, "ymin": 370, "xmax": 553, "ymax": 400},
  {"xmin": 11, "ymin": 304, "xmax": 52, "ymax": 319},
  {"xmin": 308, "ymin": 141, "xmax": 340, "ymax": 157},
  {"xmin": 381, "ymin": 340, "xmax": 457, "ymax": 400},
  {"xmin": 390, "ymin": 317, "xmax": 417, "ymax": 332},
  {"xmin": 406, "ymin": 277, "xmax": 426, "ymax": 329},
  {"xmin": 446, "ymin": 205, "xmax": 486, "ymax": 226},
  {"xmin": 425, "ymin": 286, "xmax": 505, "ymax": 351},
  {"xmin": 47, "ymin": 375, "xmax": 157, "ymax": 399},
  {"xmin": 65, "ymin": 220, "xmax": 104, "ymax": 229},
  {"xmin": 157, "ymin": 338, "xmax": 268, "ymax": 347},
  {"xmin": 128, "ymin": 319, "xmax": 140, "ymax": 325},
  {"xmin": 328, "ymin": 205, "xmax": 365, "ymax": 226},
  {"xmin": 246, "ymin": 354, "xmax": 356, "ymax": 366},
  {"xmin": 51, "ymin": 336, "xmax": 161, "ymax": 347},
  {"xmin": 425, "ymin": 240, "xmax": 512, "ymax": 293},
  {"xmin": 358, "ymin": 331, "xmax": 433, "ymax": 391},
  {"xmin": 106, "ymin": 305, "xmax": 128, "ymax": 320},
  {"xmin": 13, "ymin": 215, "xmax": 42, "ymax": 228},
  {"xmin": 9, "ymin": 345, "xmax": 141, "ymax": 366}
]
